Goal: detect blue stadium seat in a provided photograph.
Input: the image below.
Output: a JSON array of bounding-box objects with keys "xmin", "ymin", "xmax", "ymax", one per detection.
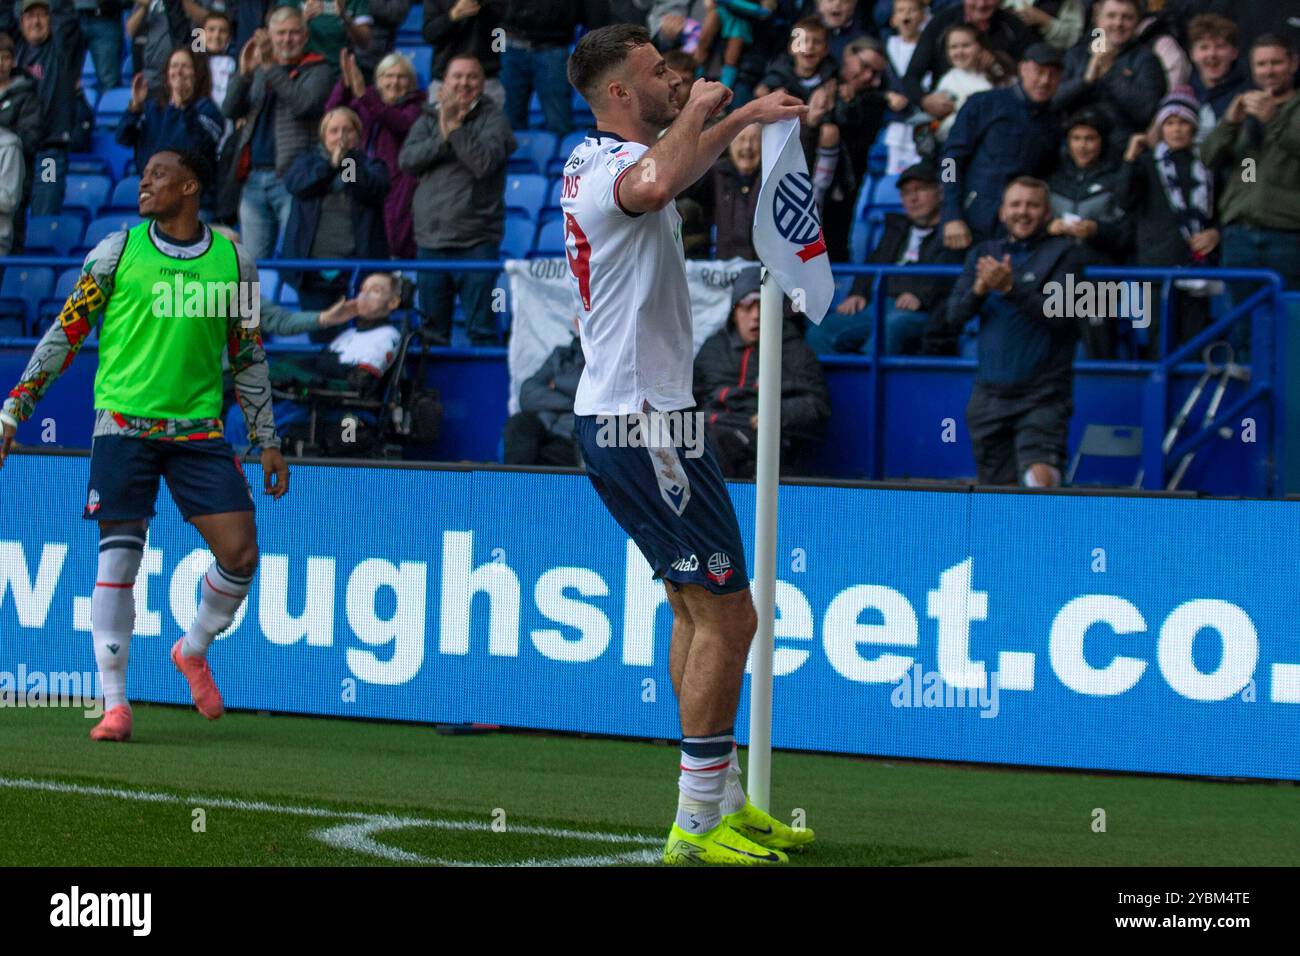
[
  {"xmin": 0, "ymin": 304, "xmax": 25, "ymax": 338},
  {"xmin": 258, "ymin": 267, "xmax": 280, "ymax": 304},
  {"xmin": 80, "ymin": 214, "xmax": 138, "ymax": 254},
  {"xmin": 504, "ymin": 174, "xmax": 548, "ymax": 219},
  {"xmin": 501, "ymin": 218, "xmax": 535, "ymax": 259},
  {"xmin": 397, "ymin": 4, "xmax": 423, "ymax": 40},
  {"xmin": 95, "ymin": 86, "xmax": 132, "ymax": 123},
  {"xmin": 0, "ymin": 266, "xmax": 55, "ymax": 332},
  {"xmin": 64, "ymin": 173, "xmax": 113, "ymax": 217},
  {"xmin": 2, "ymin": 266, "xmax": 55, "ymax": 301},
  {"xmin": 71, "ymin": 131, "xmax": 133, "ymax": 180},
  {"xmin": 871, "ymin": 174, "xmax": 902, "ymax": 207},
  {"xmin": 107, "ymin": 174, "xmax": 141, "ymax": 211},
  {"xmin": 547, "ymin": 179, "xmax": 564, "ymax": 209},
  {"xmin": 24, "ymin": 215, "xmax": 84, "ymax": 257},
  {"xmin": 867, "ymin": 142, "xmax": 888, "ymax": 178},
  {"xmin": 277, "ymin": 280, "xmax": 298, "ymax": 308},
  {"xmin": 36, "ymin": 267, "xmax": 81, "ymax": 325},
  {"xmin": 528, "ymin": 91, "xmax": 543, "ymax": 128},
  {"xmin": 396, "ymin": 47, "xmax": 433, "ymax": 87},
  {"xmin": 508, "ymin": 131, "xmax": 557, "ymax": 175},
  {"xmin": 532, "ymin": 219, "xmax": 565, "ymax": 257}
]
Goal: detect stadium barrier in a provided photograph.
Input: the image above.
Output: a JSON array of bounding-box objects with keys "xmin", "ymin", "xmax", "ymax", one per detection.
[
  {"xmin": 1, "ymin": 451, "xmax": 1297, "ymax": 780},
  {"xmin": 0, "ymin": 256, "xmax": 1288, "ymax": 495}
]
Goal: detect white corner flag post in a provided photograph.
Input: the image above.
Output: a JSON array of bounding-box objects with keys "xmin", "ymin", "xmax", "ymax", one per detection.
[{"xmin": 747, "ymin": 117, "xmax": 834, "ymax": 812}]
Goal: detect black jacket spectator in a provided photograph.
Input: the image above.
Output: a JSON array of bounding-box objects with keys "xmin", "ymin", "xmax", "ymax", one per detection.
[
  {"xmin": 760, "ymin": 51, "xmax": 838, "ymax": 103},
  {"xmin": 850, "ymin": 211, "xmax": 964, "ymax": 316},
  {"xmin": 281, "ymin": 145, "xmax": 390, "ymax": 285},
  {"xmin": 1232, "ymin": 0, "xmax": 1300, "ymax": 57},
  {"xmin": 1054, "ymin": 38, "xmax": 1167, "ymax": 157},
  {"xmin": 693, "ymin": 315, "xmax": 831, "ymax": 478},
  {"xmin": 940, "ymin": 83, "xmax": 1061, "ymax": 240},
  {"xmin": 424, "ymin": 0, "xmax": 503, "ymax": 79},
  {"xmin": 684, "ymin": 154, "xmax": 761, "ymax": 261},
  {"xmin": 1115, "ymin": 147, "xmax": 1216, "ymax": 268},
  {"xmin": 126, "ymin": 0, "xmax": 190, "ymax": 86},
  {"xmin": 503, "ymin": 334, "xmax": 585, "ymax": 466},
  {"xmin": 943, "ymin": 232, "xmax": 1091, "ymax": 388},
  {"xmin": 499, "ymin": 0, "xmax": 582, "ymax": 47},
  {"xmin": 356, "ymin": 1, "xmax": 413, "ymax": 76},
  {"xmin": 0, "ymin": 72, "xmax": 40, "ymax": 158},
  {"xmin": 902, "ymin": 1, "xmax": 1035, "ymax": 106},
  {"xmin": 399, "ymin": 94, "xmax": 515, "ymax": 249},
  {"xmin": 14, "ymin": 0, "xmax": 82, "ymax": 150},
  {"xmin": 1047, "ymin": 148, "xmax": 1129, "ymax": 259}
]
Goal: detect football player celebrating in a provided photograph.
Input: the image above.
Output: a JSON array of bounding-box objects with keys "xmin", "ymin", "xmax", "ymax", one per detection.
[{"xmin": 0, "ymin": 147, "xmax": 287, "ymax": 741}]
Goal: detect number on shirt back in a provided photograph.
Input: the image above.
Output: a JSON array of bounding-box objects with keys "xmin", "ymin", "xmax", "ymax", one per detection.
[{"xmin": 564, "ymin": 211, "xmax": 592, "ymax": 311}]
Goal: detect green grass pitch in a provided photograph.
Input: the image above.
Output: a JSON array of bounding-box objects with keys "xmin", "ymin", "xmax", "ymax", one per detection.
[{"xmin": 0, "ymin": 704, "xmax": 1296, "ymax": 866}]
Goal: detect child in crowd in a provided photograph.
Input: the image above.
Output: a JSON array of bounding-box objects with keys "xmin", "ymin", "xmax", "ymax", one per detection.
[
  {"xmin": 883, "ymin": 0, "xmax": 929, "ymax": 173},
  {"xmin": 756, "ymin": 17, "xmax": 841, "ymax": 207},
  {"xmin": 203, "ymin": 12, "xmax": 237, "ymax": 149},
  {"xmin": 927, "ymin": 23, "xmax": 1013, "ymax": 143},
  {"xmin": 694, "ymin": 0, "xmax": 780, "ymax": 89}
]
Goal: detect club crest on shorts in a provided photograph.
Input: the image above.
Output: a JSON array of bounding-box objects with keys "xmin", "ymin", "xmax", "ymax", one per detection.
[
  {"xmin": 86, "ymin": 489, "xmax": 100, "ymax": 515},
  {"xmin": 706, "ymin": 552, "xmax": 733, "ymax": 585}
]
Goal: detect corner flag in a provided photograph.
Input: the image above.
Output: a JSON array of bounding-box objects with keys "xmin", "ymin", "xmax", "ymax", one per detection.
[
  {"xmin": 745, "ymin": 116, "xmax": 835, "ymax": 815},
  {"xmin": 752, "ymin": 117, "xmax": 835, "ymax": 326}
]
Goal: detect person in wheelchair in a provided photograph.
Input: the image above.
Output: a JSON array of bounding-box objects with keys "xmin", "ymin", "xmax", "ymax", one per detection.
[{"xmin": 270, "ymin": 271, "xmax": 404, "ymax": 398}]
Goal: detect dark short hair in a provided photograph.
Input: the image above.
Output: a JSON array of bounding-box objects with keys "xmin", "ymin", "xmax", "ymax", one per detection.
[
  {"xmin": 568, "ymin": 23, "xmax": 652, "ymax": 102},
  {"xmin": 202, "ymin": 10, "xmax": 231, "ymax": 27},
  {"xmin": 443, "ymin": 52, "xmax": 484, "ymax": 78},
  {"xmin": 1096, "ymin": 0, "xmax": 1141, "ymax": 13},
  {"xmin": 159, "ymin": 147, "xmax": 216, "ymax": 195},
  {"xmin": 1187, "ymin": 13, "xmax": 1238, "ymax": 49},
  {"xmin": 791, "ymin": 16, "xmax": 829, "ymax": 42},
  {"xmin": 1251, "ymin": 33, "xmax": 1298, "ymax": 60}
]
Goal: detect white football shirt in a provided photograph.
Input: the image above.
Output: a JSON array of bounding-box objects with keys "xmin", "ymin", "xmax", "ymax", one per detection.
[
  {"xmin": 329, "ymin": 324, "xmax": 401, "ymax": 376},
  {"xmin": 560, "ymin": 131, "xmax": 695, "ymax": 416}
]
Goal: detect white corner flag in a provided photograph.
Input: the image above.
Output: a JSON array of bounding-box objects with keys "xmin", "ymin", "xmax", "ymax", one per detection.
[
  {"xmin": 745, "ymin": 117, "xmax": 834, "ymax": 814},
  {"xmin": 752, "ymin": 117, "xmax": 835, "ymax": 326}
]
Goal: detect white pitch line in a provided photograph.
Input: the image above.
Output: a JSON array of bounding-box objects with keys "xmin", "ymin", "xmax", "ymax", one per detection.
[{"xmin": 0, "ymin": 776, "xmax": 660, "ymax": 867}]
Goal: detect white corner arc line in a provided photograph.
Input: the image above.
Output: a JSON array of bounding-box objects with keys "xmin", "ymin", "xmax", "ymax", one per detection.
[{"xmin": 0, "ymin": 776, "xmax": 660, "ymax": 867}]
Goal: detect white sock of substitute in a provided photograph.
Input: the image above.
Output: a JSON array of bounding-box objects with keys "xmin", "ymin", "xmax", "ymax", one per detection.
[
  {"xmin": 677, "ymin": 730, "xmax": 733, "ymax": 833},
  {"xmin": 92, "ymin": 530, "xmax": 145, "ymax": 711},
  {"xmin": 181, "ymin": 561, "xmax": 253, "ymax": 657},
  {"xmin": 721, "ymin": 745, "xmax": 746, "ymax": 815},
  {"xmin": 813, "ymin": 146, "xmax": 839, "ymax": 206}
]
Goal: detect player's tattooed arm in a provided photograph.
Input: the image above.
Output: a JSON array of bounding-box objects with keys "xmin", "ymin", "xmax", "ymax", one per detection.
[
  {"xmin": 1, "ymin": 235, "xmax": 122, "ymax": 425},
  {"xmin": 228, "ymin": 249, "xmax": 281, "ymax": 449}
]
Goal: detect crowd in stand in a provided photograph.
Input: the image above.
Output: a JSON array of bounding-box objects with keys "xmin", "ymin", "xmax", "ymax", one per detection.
[{"xmin": 0, "ymin": 0, "xmax": 1297, "ymax": 483}]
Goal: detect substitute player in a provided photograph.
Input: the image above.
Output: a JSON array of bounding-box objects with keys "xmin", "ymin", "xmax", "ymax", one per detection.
[
  {"xmin": 0, "ymin": 148, "xmax": 287, "ymax": 742},
  {"xmin": 564, "ymin": 25, "xmax": 815, "ymax": 865}
]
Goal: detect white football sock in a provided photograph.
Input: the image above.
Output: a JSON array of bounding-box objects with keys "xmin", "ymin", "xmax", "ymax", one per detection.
[
  {"xmin": 92, "ymin": 531, "xmax": 145, "ymax": 711},
  {"xmin": 676, "ymin": 731, "xmax": 733, "ymax": 833},
  {"xmin": 721, "ymin": 745, "xmax": 746, "ymax": 815},
  {"xmin": 813, "ymin": 146, "xmax": 840, "ymax": 207},
  {"xmin": 182, "ymin": 561, "xmax": 253, "ymax": 657}
]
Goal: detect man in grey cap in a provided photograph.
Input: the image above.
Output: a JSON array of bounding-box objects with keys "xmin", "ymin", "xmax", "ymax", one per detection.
[
  {"xmin": 940, "ymin": 41, "xmax": 1065, "ymax": 251},
  {"xmin": 813, "ymin": 162, "xmax": 965, "ymax": 355}
]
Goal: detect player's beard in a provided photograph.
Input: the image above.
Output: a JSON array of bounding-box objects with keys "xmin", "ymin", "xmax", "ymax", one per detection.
[{"xmin": 638, "ymin": 92, "xmax": 679, "ymax": 132}]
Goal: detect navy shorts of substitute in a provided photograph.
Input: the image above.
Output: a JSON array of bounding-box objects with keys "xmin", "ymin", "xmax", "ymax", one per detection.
[{"xmin": 84, "ymin": 435, "xmax": 255, "ymax": 522}]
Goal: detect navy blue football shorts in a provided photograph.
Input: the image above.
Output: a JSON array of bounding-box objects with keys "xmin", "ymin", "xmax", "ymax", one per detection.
[
  {"xmin": 84, "ymin": 435, "xmax": 255, "ymax": 522},
  {"xmin": 574, "ymin": 411, "xmax": 749, "ymax": 594}
]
